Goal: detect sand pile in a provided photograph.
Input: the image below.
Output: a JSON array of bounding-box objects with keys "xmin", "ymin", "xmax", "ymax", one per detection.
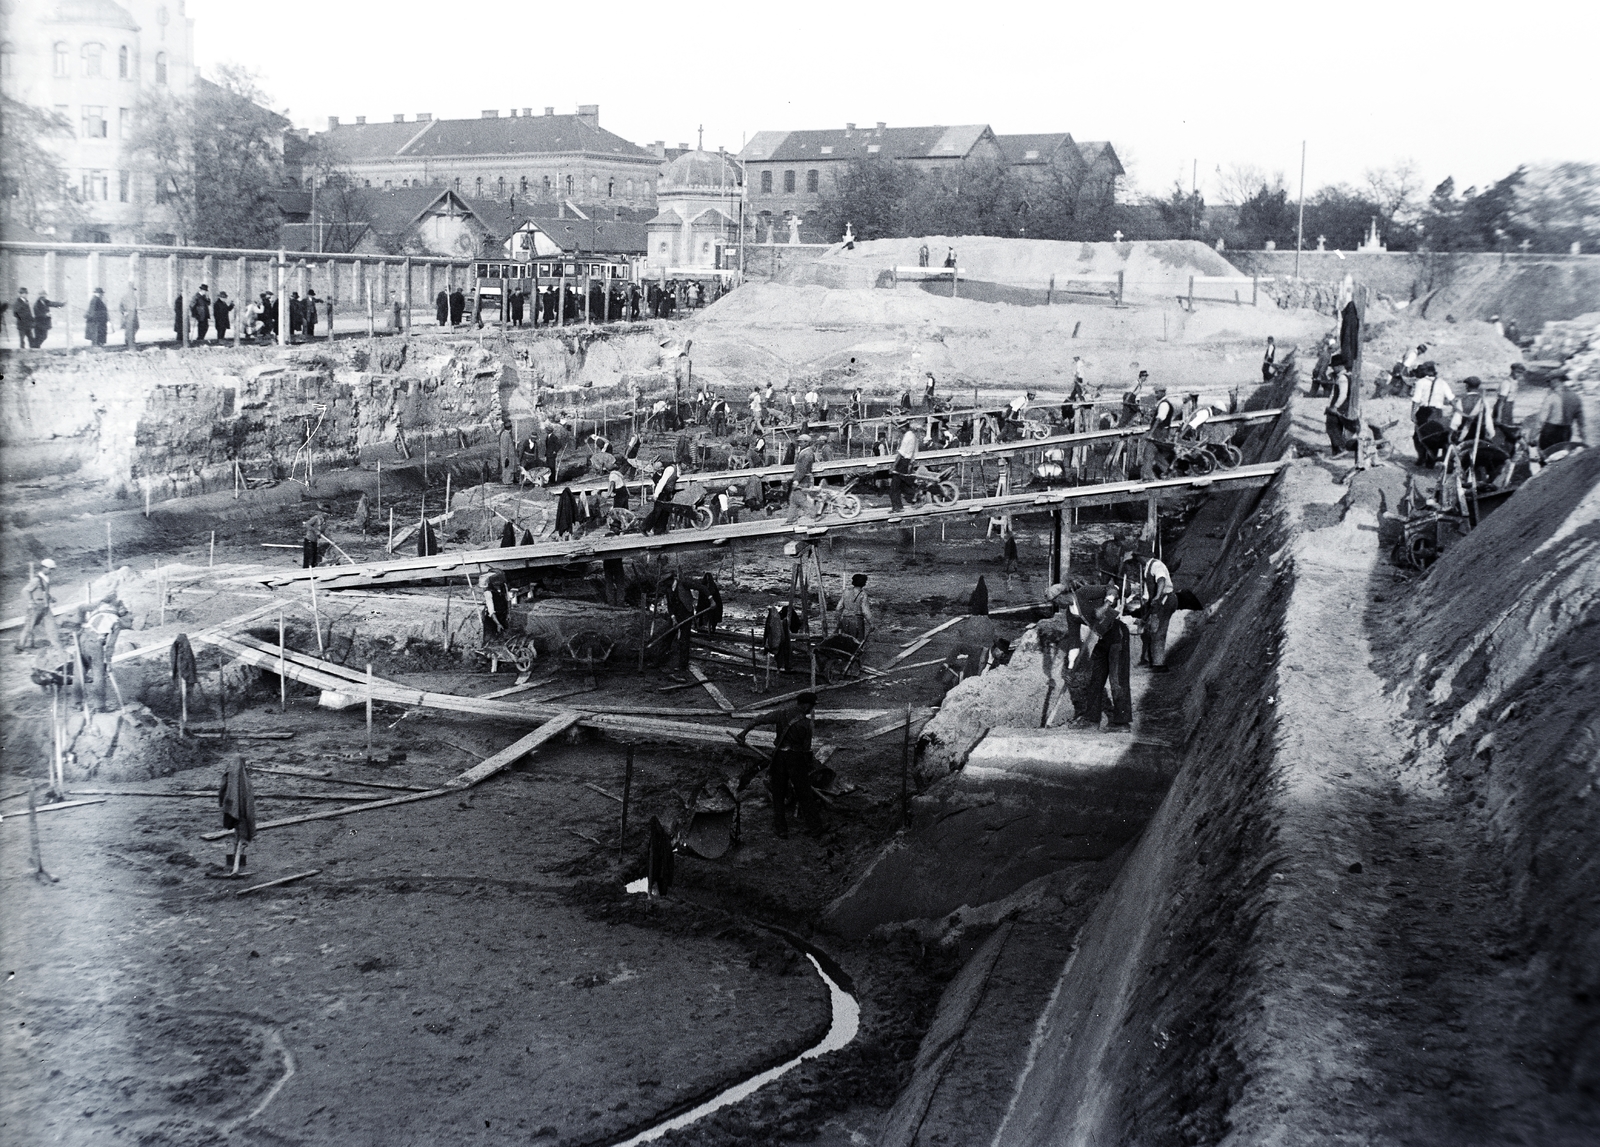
[{"xmin": 814, "ymin": 238, "xmax": 1242, "ymax": 296}]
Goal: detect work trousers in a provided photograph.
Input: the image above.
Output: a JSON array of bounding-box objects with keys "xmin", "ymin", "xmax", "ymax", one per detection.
[
  {"xmin": 770, "ymin": 749, "xmax": 822, "ymax": 835},
  {"xmin": 86, "ymin": 631, "xmax": 118, "ymax": 711},
  {"xmin": 1085, "ymin": 636, "xmax": 1132, "ymax": 727},
  {"xmin": 1539, "ymin": 422, "xmax": 1572, "ymax": 451},
  {"xmin": 785, "ymin": 486, "xmax": 813, "ymax": 523},
  {"xmin": 1142, "ymin": 596, "xmax": 1176, "ymax": 667},
  {"xmin": 302, "ymin": 538, "xmax": 319, "ymax": 568},
  {"xmin": 889, "ymin": 455, "xmax": 913, "ymax": 511},
  {"xmin": 17, "ymin": 601, "xmax": 60, "ymax": 652},
  {"xmin": 673, "ymin": 617, "xmax": 693, "ymax": 671}
]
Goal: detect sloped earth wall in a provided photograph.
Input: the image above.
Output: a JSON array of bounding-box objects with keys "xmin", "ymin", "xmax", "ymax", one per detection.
[{"xmin": 886, "ymin": 405, "xmax": 1600, "ymax": 1145}]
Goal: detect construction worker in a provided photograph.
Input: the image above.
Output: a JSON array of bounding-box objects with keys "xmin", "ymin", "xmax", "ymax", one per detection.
[
  {"xmin": 16, "ymin": 559, "xmax": 61, "ymax": 653},
  {"xmin": 1411, "ymin": 365, "xmax": 1458, "ymax": 466},
  {"xmin": 836, "ymin": 573, "xmax": 872, "ymax": 641},
  {"xmin": 83, "ymin": 595, "xmax": 131, "ymax": 712},
  {"xmin": 786, "ymin": 435, "xmax": 817, "ymax": 523},
  {"xmin": 1261, "ymin": 336, "xmax": 1277, "ymax": 383},
  {"xmin": 888, "ymin": 422, "xmax": 918, "ymax": 512},
  {"xmin": 479, "ymin": 570, "xmax": 510, "ymax": 642},
  {"xmin": 734, "ymin": 691, "xmax": 823, "ymax": 838},
  {"xmin": 1538, "ymin": 377, "xmax": 1587, "ymax": 451},
  {"xmin": 1125, "ymin": 551, "xmax": 1177, "ymax": 671},
  {"xmin": 1078, "ymin": 584, "xmax": 1133, "ymax": 730},
  {"xmin": 664, "ymin": 572, "xmax": 696, "ymax": 679},
  {"xmin": 302, "ymin": 512, "xmax": 325, "ymax": 568}
]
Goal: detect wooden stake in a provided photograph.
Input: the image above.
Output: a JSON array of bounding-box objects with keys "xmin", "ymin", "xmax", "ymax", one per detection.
[
  {"xmin": 365, "ymin": 662, "xmax": 374, "ymax": 760},
  {"xmin": 388, "ymin": 507, "xmax": 394, "ymax": 551},
  {"xmin": 901, "ymin": 702, "xmax": 912, "ymax": 827},
  {"xmin": 310, "ymin": 580, "xmax": 324, "ymax": 654},
  {"xmin": 145, "ymin": 483, "xmax": 151, "ymax": 518},
  {"xmin": 210, "ymin": 530, "xmax": 215, "ymax": 568},
  {"xmin": 376, "ymin": 459, "xmax": 382, "ymax": 520},
  {"xmin": 106, "ymin": 521, "xmax": 112, "ymax": 572},
  {"xmin": 159, "ymin": 572, "xmax": 166, "ymax": 626},
  {"xmin": 179, "ymin": 677, "xmax": 188, "ymax": 736},
  {"xmin": 218, "ymin": 650, "xmax": 226, "ymax": 731},
  {"xmin": 620, "ymin": 744, "xmax": 633, "ymax": 858},
  {"xmin": 278, "ymin": 609, "xmax": 287, "ymax": 711}
]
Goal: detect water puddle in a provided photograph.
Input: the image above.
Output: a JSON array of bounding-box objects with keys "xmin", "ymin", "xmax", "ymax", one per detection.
[{"xmin": 610, "ymin": 951, "xmax": 860, "ymax": 1146}]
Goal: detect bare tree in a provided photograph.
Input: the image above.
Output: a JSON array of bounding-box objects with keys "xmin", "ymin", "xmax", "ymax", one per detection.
[{"xmin": 1364, "ymin": 160, "xmax": 1422, "ymax": 225}]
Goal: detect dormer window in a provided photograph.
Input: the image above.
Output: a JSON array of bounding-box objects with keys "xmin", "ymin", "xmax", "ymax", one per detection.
[
  {"xmin": 819, "ymin": 146, "xmax": 833, "ymax": 155},
  {"xmin": 866, "ymin": 145, "xmax": 881, "ymax": 155},
  {"xmin": 1024, "ymin": 149, "xmax": 1040, "ymax": 159}
]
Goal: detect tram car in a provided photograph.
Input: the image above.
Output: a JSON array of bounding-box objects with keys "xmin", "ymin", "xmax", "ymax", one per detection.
[{"xmin": 472, "ymin": 255, "xmax": 637, "ymax": 324}]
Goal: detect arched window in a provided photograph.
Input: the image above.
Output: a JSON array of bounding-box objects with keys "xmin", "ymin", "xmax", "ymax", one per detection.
[
  {"xmin": 54, "ymin": 42, "xmax": 70, "ymax": 76},
  {"xmin": 364, "ymin": 179, "xmax": 371, "ymax": 187},
  {"xmin": 454, "ymin": 177, "xmax": 461, "ymax": 190},
  {"xmin": 82, "ymin": 42, "xmax": 103, "ymax": 77},
  {"xmin": 154, "ymin": 51, "xmax": 167, "ymax": 84},
  {"xmin": 383, "ymin": 179, "xmax": 392, "ymax": 190},
  {"xmin": 760, "ymin": 171, "xmax": 772, "ymax": 193},
  {"xmin": 566, "ymin": 175, "xmax": 574, "ymax": 195},
  {"xmin": 118, "ymin": 45, "xmax": 128, "ymax": 78},
  {"xmin": 806, "ymin": 169, "xmax": 818, "ymax": 192},
  {"xmin": 497, "ymin": 176, "xmax": 505, "ymax": 197},
  {"xmin": 520, "ymin": 176, "xmax": 528, "ymax": 194},
  {"xmin": 589, "ymin": 175, "xmax": 598, "ymax": 195},
  {"xmin": 475, "ymin": 176, "xmax": 484, "ymax": 196},
  {"xmin": 607, "ymin": 179, "xmax": 614, "ymax": 198},
  {"xmin": 626, "ymin": 178, "xmax": 633, "ymax": 196},
  {"xmin": 542, "ymin": 175, "xmax": 551, "ymax": 190},
  {"xmin": 0, "ymin": 43, "xmax": 15, "ymax": 79}
]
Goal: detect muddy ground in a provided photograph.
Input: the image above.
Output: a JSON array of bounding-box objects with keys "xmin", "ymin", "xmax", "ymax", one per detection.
[{"xmin": 0, "ymin": 442, "xmax": 1135, "ymax": 1146}]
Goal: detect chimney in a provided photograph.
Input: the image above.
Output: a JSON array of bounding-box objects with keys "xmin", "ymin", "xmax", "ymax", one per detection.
[
  {"xmin": 393, "ymin": 113, "xmax": 405, "ymax": 123},
  {"xmin": 416, "ymin": 112, "xmax": 431, "ymax": 122},
  {"xmin": 522, "ymin": 108, "xmax": 532, "ymax": 117},
  {"xmin": 653, "ymin": 140, "xmax": 665, "ymax": 158},
  {"xmin": 559, "ymin": 199, "xmax": 566, "ymax": 219},
  {"xmin": 544, "ymin": 106, "xmax": 555, "ymax": 116},
  {"xmin": 876, "ymin": 121, "xmax": 886, "ymax": 133},
  {"xmin": 327, "ymin": 115, "xmax": 339, "ymax": 129},
  {"xmin": 355, "ymin": 116, "xmax": 366, "ymax": 125},
  {"xmin": 844, "ymin": 122, "xmax": 854, "ymax": 137},
  {"xmin": 481, "ymin": 109, "xmax": 499, "ymax": 118},
  {"xmin": 678, "ymin": 142, "xmax": 688, "ymax": 152},
  {"xmin": 575, "ymin": 104, "xmax": 599, "ymax": 128}
]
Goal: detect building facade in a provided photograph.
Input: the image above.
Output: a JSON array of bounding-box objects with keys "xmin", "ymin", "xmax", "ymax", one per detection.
[
  {"xmin": 645, "ymin": 150, "xmax": 743, "ymax": 272},
  {"xmin": 1, "ymin": 0, "xmax": 196, "ymax": 242},
  {"xmin": 312, "ymin": 105, "xmax": 664, "ymax": 217}
]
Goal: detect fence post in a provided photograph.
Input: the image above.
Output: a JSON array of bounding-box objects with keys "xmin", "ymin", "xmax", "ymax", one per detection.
[
  {"xmin": 234, "ymin": 257, "xmax": 245, "ymax": 346},
  {"xmin": 1116, "ymin": 269, "xmax": 1124, "ymax": 307},
  {"xmin": 1047, "ymin": 273, "xmax": 1054, "ymax": 305},
  {"xmin": 1252, "ymin": 274, "xmax": 1258, "ymax": 307},
  {"xmin": 276, "ymin": 250, "xmax": 287, "ymax": 346},
  {"xmin": 1187, "ymin": 275, "xmax": 1194, "ymax": 312},
  {"xmin": 327, "ymin": 260, "xmax": 339, "ymax": 338},
  {"xmin": 403, "ymin": 257, "xmax": 413, "ymax": 335}
]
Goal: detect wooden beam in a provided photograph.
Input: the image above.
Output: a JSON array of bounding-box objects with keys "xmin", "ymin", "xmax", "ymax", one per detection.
[
  {"xmin": 690, "ymin": 665, "xmax": 735, "ymax": 713},
  {"xmin": 450, "ymin": 711, "xmax": 581, "ymax": 788}
]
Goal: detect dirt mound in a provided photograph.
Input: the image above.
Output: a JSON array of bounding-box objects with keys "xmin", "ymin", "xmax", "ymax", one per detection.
[
  {"xmin": 815, "ymin": 238, "xmax": 1242, "ymax": 296},
  {"xmin": 1419, "ymin": 257, "xmax": 1600, "ymax": 330},
  {"xmin": 1530, "ymin": 312, "xmax": 1600, "ymax": 384}
]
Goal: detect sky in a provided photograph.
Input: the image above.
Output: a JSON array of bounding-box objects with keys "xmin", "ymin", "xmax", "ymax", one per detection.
[{"xmin": 188, "ymin": 0, "xmax": 1598, "ymax": 204}]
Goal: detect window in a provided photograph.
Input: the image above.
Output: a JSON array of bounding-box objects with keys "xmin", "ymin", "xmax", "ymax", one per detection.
[
  {"xmin": 118, "ymin": 45, "xmax": 128, "ymax": 78},
  {"xmin": 819, "ymin": 146, "xmax": 833, "ymax": 155},
  {"xmin": 658, "ymin": 242, "xmax": 668, "ymax": 253},
  {"xmin": 454, "ymin": 177, "xmax": 461, "ymax": 190},
  {"xmin": 118, "ymin": 107, "xmax": 130, "ymax": 139},
  {"xmin": 542, "ymin": 175, "xmax": 551, "ymax": 191},
  {"xmin": 118, "ymin": 169, "xmax": 130, "ymax": 202},
  {"xmin": 384, "ymin": 179, "xmax": 392, "ymax": 189},
  {"xmin": 589, "ymin": 175, "xmax": 598, "ymax": 195},
  {"xmin": 154, "ymin": 52, "xmax": 166, "ymax": 84},
  {"xmin": 783, "ymin": 170, "xmax": 795, "ymax": 192},
  {"xmin": 1, "ymin": 42, "xmax": 15, "ymax": 78},
  {"xmin": 1023, "ymin": 149, "xmax": 1039, "ymax": 160},
  {"xmin": 364, "ymin": 179, "xmax": 371, "ymax": 187},
  {"xmin": 82, "ymin": 170, "xmax": 108, "ymax": 201},
  {"xmin": 866, "ymin": 144, "xmax": 880, "ymax": 155},
  {"xmin": 82, "ymin": 106, "xmax": 107, "ymax": 138},
  {"xmin": 82, "ymin": 42, "xmax": 103, "ymax": 76},
  {"xmin": 626, "ymin": 178, "xmax": 634, "ymax": 195},
  {"xmin": 520, "ymin": 176, "xmax": 528, "ymax": 194},
  {"xmin": 496, "ymin": 176, "xmax": 505, "ymax": 197},
  {"xmin": 760, "ymin": 171, "xmax": 772, "ymax": 193},
  {"xmin": 475, "ymin": 177, "xmax": 484, "ymax": 195},
  {"xmin": 54, "ymin": 42, "xmax": 69, "ymax": 76},
  {"xmin": 806, "ymin": 169, "xmax": 818, "ymax": 192},
  {"xmin": 607, "ymin": 179, "xmax": 613, "ymax": 198},
  {"xmin": 565, "ymin": 175, "xmax": 573, "ymax": 194}
]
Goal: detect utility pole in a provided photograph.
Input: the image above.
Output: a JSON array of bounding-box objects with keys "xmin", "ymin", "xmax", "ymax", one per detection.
[
  {"xmin": 1191, "ymin": 158, "xmax": 1199, "ymax": 239},
  {"xmin": 1295, "ymin": 140, "xmax": 1307, "ymax": 284}
]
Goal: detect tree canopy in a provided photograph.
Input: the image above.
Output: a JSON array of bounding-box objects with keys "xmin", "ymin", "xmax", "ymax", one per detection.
[{"xmin": 0, "ymin": 95, "xmax": 87, "ymax": 236}]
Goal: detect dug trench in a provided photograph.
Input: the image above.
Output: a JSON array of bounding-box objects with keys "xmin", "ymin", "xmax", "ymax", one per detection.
[{"xmin": 867, "ymin": 391, "xmax": 1600, "ymax": 1145}]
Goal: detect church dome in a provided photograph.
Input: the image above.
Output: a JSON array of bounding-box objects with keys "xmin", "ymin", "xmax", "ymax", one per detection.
[{"xmin": 660, "ymin": 150, "xmax": 743, "ymax": 193}]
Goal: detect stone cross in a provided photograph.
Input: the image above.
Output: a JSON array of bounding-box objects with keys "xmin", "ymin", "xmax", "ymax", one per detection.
[
  {"xmin": 1112, "ymin": 230, "xmax": 1124, "ymax": 243},
  {"xmin": 1519, "ymin": 239, "xmax": 1532, "ymax": 254},
  {"xmin": 1317, "ymin": 235, "xmax": 1326, "ymax": 251}
]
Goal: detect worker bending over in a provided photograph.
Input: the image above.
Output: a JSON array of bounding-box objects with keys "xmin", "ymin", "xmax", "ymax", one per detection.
[{"xmin": 735, "ymin": 691, "xmax": 823, "ymax": 838}]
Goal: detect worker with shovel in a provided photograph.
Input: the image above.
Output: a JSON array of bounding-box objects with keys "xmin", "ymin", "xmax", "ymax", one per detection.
[
  {"xmin": 83, "ymin": 594, "xmax": 131, "ymax": 713},
  {"xmin": 734, "ymin": 691, "xmax": 823, "ymax": 838},
  {"xmin": 16, "ymin": 559, "xmax": 61, "ymax": 654}
]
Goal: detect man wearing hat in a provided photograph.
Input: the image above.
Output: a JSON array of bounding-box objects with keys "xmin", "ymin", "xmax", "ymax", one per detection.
[
  {"xmin": 85, "ymin": 287, "xmax": 110, "ymax": 347},
  {"xmin": 735, "ymin": 691, "xmax": 823, "ymax": 837},
  {"xmin": 888, "ymin": 421, "xmax": 919, "ymax": 512},
  {"xmin": 786, "ymin": 434, "xmax": 818, "ymax": 523},
  {"xmin": 836, "ymin": 573, "xmax": 871, "ymax": 640},
  {"xmin": 83, "ymin": 594, "xmax": 131, "ymax": 712},
  {"xmin": 1538, "ymin": 376, "xmax": 1587, "ymax": 451},
  {"xmin": 11, "ymin": 287, "xmax": 33, "ymax": 350},
  {"xmin": 16, "ymin": 559, "xmax": 61, "ymax": 653}
]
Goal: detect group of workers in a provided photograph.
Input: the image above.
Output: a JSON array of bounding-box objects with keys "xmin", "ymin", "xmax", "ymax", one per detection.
[{"xmin": 15, "ymin": 558, "xmax": 133, "ymax": 714}]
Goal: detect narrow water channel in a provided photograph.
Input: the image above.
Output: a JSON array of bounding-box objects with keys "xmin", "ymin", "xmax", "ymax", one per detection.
[{"xmin": 613, "ymin": 882, "xmax": 861, "ymax": 1145}]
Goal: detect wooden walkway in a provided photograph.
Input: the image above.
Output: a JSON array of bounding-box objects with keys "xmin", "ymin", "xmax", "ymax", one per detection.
[{"xmin": 229, "ymin": 460, "xmax": 1288, "ymax": 592}]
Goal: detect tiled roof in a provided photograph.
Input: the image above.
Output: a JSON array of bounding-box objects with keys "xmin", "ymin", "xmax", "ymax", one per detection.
[
  {"xmin": 322, "ymin": 114, "xmax": 658, "ymax": 161},
  {"xmin": 996, "ymin": 133, "xmax": 1080, "ymax": 166},
  {"xmin": 1076, "ymin": 142, "xmax": 1125, "ymax": 177},
  {"xmin": 740, "ymin": 125, "xmax": 993, "ymax": 164},
  {"xmin": 525, "ymin": 218, "xmax": 648, "ymax": 255},
  {"xmin": 648, "ymin": 208, "xmax": 684, "ymax": 227}
]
